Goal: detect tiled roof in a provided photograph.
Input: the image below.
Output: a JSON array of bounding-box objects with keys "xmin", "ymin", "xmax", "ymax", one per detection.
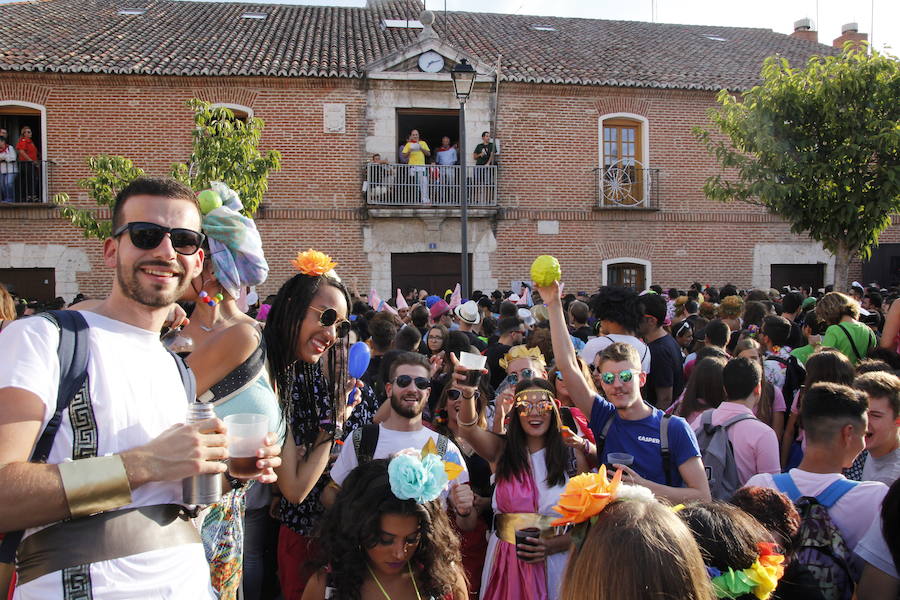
[{"xmin": 0, "ymin": 0, "xmax": 836, "ymax": 90}]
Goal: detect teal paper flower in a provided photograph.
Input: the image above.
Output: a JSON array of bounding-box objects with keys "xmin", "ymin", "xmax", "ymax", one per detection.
[{"xmin": 388, "ymin": 453, "xmax": 448, "ymax": 503}]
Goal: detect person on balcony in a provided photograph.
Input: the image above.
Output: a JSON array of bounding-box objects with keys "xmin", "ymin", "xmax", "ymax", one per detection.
[
  {"xmin": 367, "ymin": 153, "xmax": 393, "ymax": 201},
  {"xmin": 15, "ymin": 125, "xmax": 40, "ymax": 202},
  {"xmin": 401, "ymin": 129, "xmax": 431, "ymax": 205},
  {"xmin": 473, "ymin": 131, "xmax": 496, "ymax": 203},
  {"xmin": 0, "ymin": 136, "xmax": 16, "ymax": 203},
  {"xmin": 435, "ymin": 136, "xmax": 458, "ymax": 203}
]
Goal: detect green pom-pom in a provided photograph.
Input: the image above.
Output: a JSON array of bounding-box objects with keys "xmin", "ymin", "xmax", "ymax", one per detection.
[
  {"xmin": 531, "ymin": 255, "xmax": 562, "ymax": 287},
  {"xmin": 198, "ymin": 189, "xmax": 222, "ymax": 215}
]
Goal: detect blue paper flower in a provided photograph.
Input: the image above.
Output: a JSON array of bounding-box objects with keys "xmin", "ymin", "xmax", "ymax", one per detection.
[{"xmin": 388, "ymin": 453, "xmax": 448, "ymax": 503}]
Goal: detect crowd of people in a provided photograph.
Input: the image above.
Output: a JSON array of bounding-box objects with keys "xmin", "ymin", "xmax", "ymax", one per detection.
[
  {"xmin": 0, "ymin": 176, "xmax": 898, "ymax": 600},
  {"xmin": 0, "ymin": 125, "xmax": 42, "ymax": 204}
]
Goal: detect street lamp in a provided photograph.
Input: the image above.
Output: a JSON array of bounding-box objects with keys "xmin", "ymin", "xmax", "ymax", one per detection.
[{"xmin": 451, "ymin": 58, "xmax": 476, "ymax": 299}]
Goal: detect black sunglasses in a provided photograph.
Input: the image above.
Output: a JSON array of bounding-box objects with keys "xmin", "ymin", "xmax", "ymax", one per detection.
[
  {"xmin": 113, "ymin": 222, "xmax": 206, "ymax": 256},
  {"xmin": 309, "ymin": 306, "xmax": 351, "ymax": 337},
  {"xmin": 393, "ymin": 375, "xmax": 431, "ymax": 390}
]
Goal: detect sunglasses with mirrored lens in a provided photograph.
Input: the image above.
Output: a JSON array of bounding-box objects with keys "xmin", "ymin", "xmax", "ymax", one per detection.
[
  {"xmin": 113, "ymin": 222, "xmax": 206, "ymax": 255},
  {"xmin": 393, "ymin": 375, "xmax": 431, "ymax": 390},
  {"xmin": 506, "ymin": 368, "xmax": 535, "ymax": 386},
  {"xmin": 515, "ymin": 399, "xmax": 555, "ymax": 416},
  {"xmin": 600, "ymin": 369, "xmax": 637, "ymax": 385},
  {"xmin": 309, "ymin": 306, "xmax": 351, "ymax": 337}
]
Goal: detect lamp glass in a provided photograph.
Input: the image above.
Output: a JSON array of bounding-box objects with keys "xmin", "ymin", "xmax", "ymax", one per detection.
[{"xmin": 451, "ymin": 60, "xmax": 476, "ymax": 100}]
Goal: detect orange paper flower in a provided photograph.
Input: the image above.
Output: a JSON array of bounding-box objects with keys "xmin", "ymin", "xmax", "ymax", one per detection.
[
  {"xmin": 551, "ymin": 466, "xmax": 622, "ymax": 526},
  {"xmin": 291, "ymin": 249, "xmax": 337, "ymax": 276}
]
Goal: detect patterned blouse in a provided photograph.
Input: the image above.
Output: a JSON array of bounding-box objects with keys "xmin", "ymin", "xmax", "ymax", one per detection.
[{"xmin": 278, "ymin": 368, "xmax": 380, "ymax": 535}]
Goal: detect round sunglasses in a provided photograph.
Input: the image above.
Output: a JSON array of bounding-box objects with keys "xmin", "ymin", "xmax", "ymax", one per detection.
[
  {"xmin": 113, "ymin": 221, "xmax": 206, "ymax": 256},
  {"xmin": 600, "ymin": 369, "xmax": 639, "ymax": 385},
  {"xmin": 308, "ymin": 306, "xmax": 351, "ymax": 337},
  {"xmin": 506, "ymin": 368, "xmax": 535, "ymax": 386},
  {"xmin": 392, "ymin": 375, "xmax": 431, "ymax": 390}
]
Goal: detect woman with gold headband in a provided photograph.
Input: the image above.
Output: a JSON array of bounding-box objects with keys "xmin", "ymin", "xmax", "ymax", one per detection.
[{"xmin": 451, "ymin": 361, "xmax": 590, "ymax": 600}]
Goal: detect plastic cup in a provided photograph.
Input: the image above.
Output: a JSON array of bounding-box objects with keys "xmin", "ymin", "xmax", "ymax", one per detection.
[
  {"xmin": 459, "ymin": 351, "xmax": 487, "ymax": 386},
  {"xmin": 606, "ymin": 452, "xmax": 634, "ymax": 471},
  {"xmin": 515, "ymin": 527, "xmax": 541, "ymax": 557},
  {"xmin": 224, "ymin": 414, "xmax": 268, "ymax": 479}
]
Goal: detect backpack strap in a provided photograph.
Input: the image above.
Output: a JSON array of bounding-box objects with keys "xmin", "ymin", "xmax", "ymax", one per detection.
[
  {"xmin": 436, "ymin": 434, "xmax": 449, "ymax": 458},
  {"xmin": 660, "ymin": 413, "xmax": 672, "ymax": 487},
  {"xmin": 815, "ymin": 478, "xmax": 859, "ymax": 508},
  {"xmin": 594, "ymin": 411, "xmax": 615, "ymax": 460},
  {"xmin": 0, "ymin": 310, "xmax": 90, "ymax": 563},
  {"xmin": 772, "ymin": 472, "xmax": 803, "ymax": 503},
  {"xmin": 767, "ymin": 355, "xmax": 789, "ymax": 366},
  {"xmin": 836, "ymin": 323, "xmax": 864, "ymax": 361},
  {"xmin": 353, "ymin": 424, "xmax": 380, "ymax": 465},
  {"xmin": 721, "ymin": 413, "xmax": 757, "ymax": 429},
  {"xmin": 169, "ymin": 351, "xmax": 196, "ymax": 403}
]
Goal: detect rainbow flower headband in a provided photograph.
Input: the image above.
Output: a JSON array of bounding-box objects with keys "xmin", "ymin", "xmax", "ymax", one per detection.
[
  {"xmin": 706, "ymin": 542, "xmax": 785, "ymax": 600},
  {"xmin": 388, "ymin": 439, "xmax": 465, "ymax": 504},
  {"xmin": 291, "ymin": 249, "xmax": 339, "ymax": 280}
]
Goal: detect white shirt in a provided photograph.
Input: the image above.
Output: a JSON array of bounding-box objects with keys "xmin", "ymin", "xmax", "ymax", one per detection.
[
  {"xmin": 580, "ymin": 333, "xmax": 652, "ymax": 374},
  {"xmin": 745, "ymin": 468, "xmax": 888, "ymax": 550},
  {"xmin": 329, "ymin": 423, "xmax": 469, "ymax": 494},
  {"xmin": 855, "ymin": 516, "xmax": 897, "ymax": 578},
  {"xmin": 0, "ymin": 312, "xmax": 214, "ymax": 600}
]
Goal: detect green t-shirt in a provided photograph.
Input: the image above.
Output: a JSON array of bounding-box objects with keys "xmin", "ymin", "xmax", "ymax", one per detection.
[
  {"xmin": 474, "ymin": 142, "xmax": 495, "ymax": 165},
  {"xmin": 821, "ymin": 321, "xmax": 876, "ymax": 365},
  {"xmin": 790, "ymin": 344, "xmax": 816, "ymax": 366}
]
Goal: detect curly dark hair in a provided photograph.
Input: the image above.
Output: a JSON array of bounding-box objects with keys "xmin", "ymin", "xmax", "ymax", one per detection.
[
  {"xmin": 589, "ymin": 286, "xmax": 643, "ymax": 334},
  {"xmin": 263, "ymin": 272, "xmax": 351, "ymax": 453},
  {"xmin": 312, "ymin": 459, "xmax": 463, "ymax": 600},
  {"xmin": 496, "ymin": 378, "xmax": 570, "ymax": 488},
  {"xmin": 729, "ymin": 487, "xmax": 801, "ymax": 557}
]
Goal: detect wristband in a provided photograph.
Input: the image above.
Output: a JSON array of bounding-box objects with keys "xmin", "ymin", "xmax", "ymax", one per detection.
[{"xmin": 57, "ymin": 455, "xmax": 133, "ymax": 519}]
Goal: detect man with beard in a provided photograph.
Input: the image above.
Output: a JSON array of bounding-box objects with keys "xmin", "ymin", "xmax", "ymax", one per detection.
[
  {"xmin": 0, "ymin": 177, "xmax": 281, "ymax": 599},
  {"xmin": 321, "ymin": 352, "xmax": 474, "ymax": 526}
]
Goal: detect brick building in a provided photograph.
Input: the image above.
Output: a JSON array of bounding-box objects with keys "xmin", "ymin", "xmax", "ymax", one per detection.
[{"xmin": 0, "ymin": 0, "xmax": 882, "ymax": 301}]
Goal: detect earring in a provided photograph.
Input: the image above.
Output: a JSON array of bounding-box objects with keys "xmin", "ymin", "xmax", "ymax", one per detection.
[{"xmin": 199, "ymin": 291, "xmax": 224, "ymax": 307}]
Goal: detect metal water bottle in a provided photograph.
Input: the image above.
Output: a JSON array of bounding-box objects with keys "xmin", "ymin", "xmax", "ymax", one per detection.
[{"xmin": 182, "ymin": 401, "xmax": 222, "ymax": 505}]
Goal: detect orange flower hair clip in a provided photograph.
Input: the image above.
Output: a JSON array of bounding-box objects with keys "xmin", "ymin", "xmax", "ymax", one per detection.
[{"xmin": 291, "ymin": 249, "xmax": 338, "ymax": 278}]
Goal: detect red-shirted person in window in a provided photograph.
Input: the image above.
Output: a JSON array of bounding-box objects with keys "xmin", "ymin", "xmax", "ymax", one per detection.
[{"xmin": 15, "ymin": 125, "xmax": 40, "ymax": 202}]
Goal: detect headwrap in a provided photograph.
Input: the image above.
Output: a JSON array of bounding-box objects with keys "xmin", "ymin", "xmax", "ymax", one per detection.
[{"xmin": 201, "ymin": 181, "xmax": 268, "ymax": 302}]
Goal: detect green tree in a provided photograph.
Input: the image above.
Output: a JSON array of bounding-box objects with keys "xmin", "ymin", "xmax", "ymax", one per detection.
[
  {"xmin": 55, "ymin": 100, "xmax": 281, "ymax": 239},
  {"xmin": 694, "ymin": 45, "xmax": 900, "ymax": 290}
]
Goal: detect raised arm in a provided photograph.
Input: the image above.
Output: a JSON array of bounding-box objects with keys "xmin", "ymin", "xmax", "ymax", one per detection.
[
  {"xmin": 449, "ymin": 355, "xmax": 505, "ymax": 463},
  {"xmin": 537, "ymin": 282, "xmax": 596, "ymax": 417}
]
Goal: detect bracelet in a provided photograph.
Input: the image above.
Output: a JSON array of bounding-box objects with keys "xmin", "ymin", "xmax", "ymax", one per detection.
[
  {"xmin": 457, "ymin": 413, "xmax": 479, "ymax": 427},
  {"xmin": 57, "ymin": 455, "xmax": 133, "ymax": 519},
  {"xmin": 581, "ymin": 439, "xmax": 592, "ymax": 455}
]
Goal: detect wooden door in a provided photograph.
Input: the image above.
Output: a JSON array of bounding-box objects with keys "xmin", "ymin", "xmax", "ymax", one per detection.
[
  {"xmin": 391, "ymin": 253, "xmax": 472, "ymax": 298},
  {"xmin": 0, "ymin": 267, "xmax": 55, "ymax": 301}
]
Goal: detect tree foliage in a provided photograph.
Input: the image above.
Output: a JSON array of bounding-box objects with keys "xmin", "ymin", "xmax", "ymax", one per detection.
[
  {"xmin": 694, "ymin": 45, "xmax": 900, "ymax": 288},
  {"xmin": 55, "ymin": 100, "xmax": 281, "ymax": 240}
]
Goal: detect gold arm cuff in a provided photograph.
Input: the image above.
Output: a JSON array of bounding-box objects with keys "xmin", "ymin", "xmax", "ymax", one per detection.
[
  {"xmin": 58, "ymin": 455, "xmax": 133, "ymax": 519},
  {"xmin": 495, "ymin": 513, "xmax": 557, "ymax": 545}
]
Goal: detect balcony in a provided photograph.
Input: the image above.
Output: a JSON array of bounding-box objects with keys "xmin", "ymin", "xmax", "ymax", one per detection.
[
  {"xmin": 0, "ymin": 160, "xmax": 54, "ymax": 205},
  {"xmin": 596, "ymin": 163, "xmax": 660, "ymax": 209},
  {"xmin": 364, "ymin": 163, "xmax": 497, "ymax": 217}
]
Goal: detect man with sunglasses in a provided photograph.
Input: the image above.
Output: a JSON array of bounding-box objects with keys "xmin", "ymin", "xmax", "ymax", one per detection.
[
  {"xmin": 322, "ymin": 352, "xmax": 476, "ymax": 528},
  {"xmin": 539, "ymin": 282, "xmax": 711, "ymax": 504},
  {"xmin": 0, "ymin": 177, "xmax": 282, "ymax": 598}
]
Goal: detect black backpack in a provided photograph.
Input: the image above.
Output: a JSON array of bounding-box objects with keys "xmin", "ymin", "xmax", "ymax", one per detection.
[
  {"xmin": 0, "ymin": 311, "xmax": 195, "ymax": 563},
  {"xmin": 767, "ymin": 354, "xmax": 805, "ymax": 412},
  {"xmin": 351, "ymin": 424, "xmax": 450, "ymax": 464}
]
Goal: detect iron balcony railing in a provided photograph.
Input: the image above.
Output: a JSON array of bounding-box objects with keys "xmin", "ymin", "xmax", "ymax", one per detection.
[
  {"xmin": 365, "ymin": 163, "xmax": 497, "ymax": 207},
  {"xmin": 0, "ymin": 160, "xmax": 53, "ymax": 204},
  {"xmin": 596, "ymin": 164, "xmax": 660, "ymax": 209}
]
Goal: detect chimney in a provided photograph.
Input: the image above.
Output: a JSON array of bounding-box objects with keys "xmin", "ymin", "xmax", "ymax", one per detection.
[
  {"xmin": 790, "ymin": 18, "xmax": 818, "ymax": 43},
  {"xmin": 833, "ymin": 22, "xmax": 868, "ymax": 49}
]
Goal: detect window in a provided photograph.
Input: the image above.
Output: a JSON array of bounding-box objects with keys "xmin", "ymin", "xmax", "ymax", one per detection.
[
  {"xmin": 210, "ymin": 103, "xmax": 252, "ymax": 123},
  {"xmin": 601, "ymin": 117, "xmax": 645, "ymax": 207},
  {"xmin": 602, "ymin": 258, "xmax": 651, "ymax": 291},
  {"xmin": 0, "ymin": 101, "xmax": 47, "ymax": 203}
]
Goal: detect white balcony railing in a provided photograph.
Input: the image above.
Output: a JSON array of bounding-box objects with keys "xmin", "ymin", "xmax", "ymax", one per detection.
[{"xmin": 365, "ymin": 163, "xmax": 497, "ymax": 207}]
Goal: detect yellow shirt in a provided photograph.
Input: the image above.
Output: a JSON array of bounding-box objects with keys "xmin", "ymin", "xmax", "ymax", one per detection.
[{"xmin": 402, "ymin": 141, "xmax": 430, "ymax": 165}]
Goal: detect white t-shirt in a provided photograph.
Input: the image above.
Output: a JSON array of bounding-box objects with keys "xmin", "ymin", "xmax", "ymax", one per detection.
[
  {"xmin": 745, "ymin": 468, "xmax": 888, "ymax": 550},
  {"xmin": 855, "ymin": 516, "xmax": 897, "ymax": 579},
  {"xmin": 862, "ymin": 447, "xmax": 900, "ymax": 486},
  {"xmin": 0, "ymin": 312, "xmax": 214, "ymax": 600},
  {"xmin": 329, "ymin": 424, "xmax": 469, "ymax": 495},
  {"xmin": 580, "ymin": 334, "xmax": 651, "ymax": 374}
]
